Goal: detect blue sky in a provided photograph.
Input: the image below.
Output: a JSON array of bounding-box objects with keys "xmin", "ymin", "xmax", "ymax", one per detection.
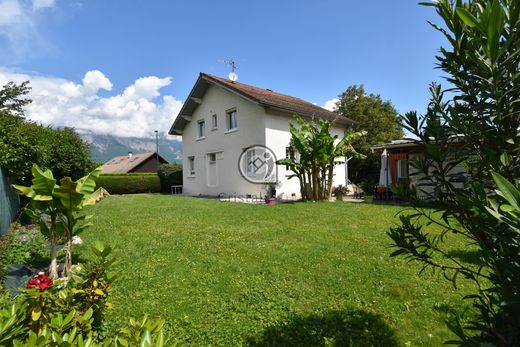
[{"xmin": 0, "ymin": 0, "xmax": 446, "ymax": 137}]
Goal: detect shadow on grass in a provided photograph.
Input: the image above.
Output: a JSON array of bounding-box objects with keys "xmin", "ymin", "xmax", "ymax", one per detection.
[
  {"xmin": 446, "ymin": 249, "xmax": 484, "ymax": 266},
  {"xmin": 247, "ymin": 309, "xmax": 399, "ymax": 347}
]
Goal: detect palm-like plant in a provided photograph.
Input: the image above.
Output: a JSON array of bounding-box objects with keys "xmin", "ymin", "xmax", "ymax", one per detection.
[
  {"xmin": 277, "ymin": 115, "xmax": 366, "ymax": 201},
  {"xmin": 12, "ymin": 164, "xmax": 103, "ymax": 278}
]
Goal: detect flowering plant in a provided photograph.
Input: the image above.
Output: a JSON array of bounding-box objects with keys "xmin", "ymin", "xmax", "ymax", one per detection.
[{"xmin": 26, "ymin": 273, "xmax": 53, "ymax": 291}]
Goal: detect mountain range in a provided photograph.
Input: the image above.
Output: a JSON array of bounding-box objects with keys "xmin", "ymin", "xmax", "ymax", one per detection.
[{"xmin": 77, "ymin": 130, "xmax": 182, "ymax": 164}]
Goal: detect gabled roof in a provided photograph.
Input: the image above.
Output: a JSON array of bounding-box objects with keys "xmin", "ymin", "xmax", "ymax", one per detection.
[
  {"xmin": 169, "ymin": 73, "xmax": 356, "ymax": 135},
  {"xmin": 101, "ymin": 152, "xmax": 167, "ymax": 173}
]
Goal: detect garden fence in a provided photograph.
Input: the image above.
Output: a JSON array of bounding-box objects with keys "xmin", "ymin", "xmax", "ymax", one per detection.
[{"xmin": 0, "ymin": 166, "xmax": 19, "ymax": 235}]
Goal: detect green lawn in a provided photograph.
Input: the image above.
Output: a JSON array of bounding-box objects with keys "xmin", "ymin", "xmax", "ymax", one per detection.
[{"xmin": 79, "ymin": 195, "xmax": 476, "ymax": 346}]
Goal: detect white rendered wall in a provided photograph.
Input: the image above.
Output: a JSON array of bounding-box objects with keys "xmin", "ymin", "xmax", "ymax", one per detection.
[{"xmin": 180, "ymin": 84, "xmax": 267, "ymax": 197}]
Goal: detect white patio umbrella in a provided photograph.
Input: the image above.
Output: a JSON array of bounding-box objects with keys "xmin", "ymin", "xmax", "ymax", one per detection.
[{"xmin": 378, "ymin": 149, "xmax": 392, "ymax": 187}]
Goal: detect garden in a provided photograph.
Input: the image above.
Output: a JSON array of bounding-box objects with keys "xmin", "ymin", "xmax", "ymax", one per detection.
[
  {"xmin": 1, "ymin": 193, "xmax": 478, "ymax": 346},
  {"xmin": 0, "ymin": 0, "xmax": 519, "ymax": 346}
]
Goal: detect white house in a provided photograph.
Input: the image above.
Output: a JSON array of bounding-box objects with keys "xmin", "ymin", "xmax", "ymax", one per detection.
[{"xmin": 168, "ymin": 73, "xmax": 356, "ymax": 199}]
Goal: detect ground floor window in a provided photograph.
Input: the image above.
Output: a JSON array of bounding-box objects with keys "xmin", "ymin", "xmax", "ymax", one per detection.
[
  {"xmin": 285, "ymin": 146, "xmax": 296, "ymax": 170},
  {"xmin": 188, "ymin": 156, "xmax": 195, "ymax": 175}
]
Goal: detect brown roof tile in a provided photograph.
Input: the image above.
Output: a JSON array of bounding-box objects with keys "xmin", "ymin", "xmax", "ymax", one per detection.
[
  {"xmin": 101, "ymin": 152, "xmax": 164, "ymax": 173},
  {"xmin": 201, "ymin": 73, "xmax": 354, "ymax": 124}
]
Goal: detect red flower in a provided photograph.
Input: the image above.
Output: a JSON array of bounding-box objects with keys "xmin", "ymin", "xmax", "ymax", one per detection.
[{"xmin": 27, "ymin": 274, "xmax": 53, "ymax": 291}]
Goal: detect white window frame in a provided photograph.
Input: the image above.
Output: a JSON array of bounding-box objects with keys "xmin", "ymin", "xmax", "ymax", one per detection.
[
  {"xmin": 211, "ymin": 114, "xmax": 218, "ymax": 130},
  {"xmin": 226, "ymin": 109, "xmax": 237, "ymax": 132},
  {"xmin": 188, "ymin": 156, "xmax": 195, "ymax": 176},
  {"xmin": 197, "ymin": 120, "xmax": 205, "ymax": 139},
  {"xmin": 208, "ymin": 153, "xmax": 216, "ymax": 164},
  {"xmin": 285, "ymin": 146, "xmax": 296, "ymax": 171}
]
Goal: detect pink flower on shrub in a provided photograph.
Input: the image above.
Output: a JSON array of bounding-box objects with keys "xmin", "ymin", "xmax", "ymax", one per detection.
[{"xmin": 27, "ymin": 274, "xmax": 53, "ymax": 291}]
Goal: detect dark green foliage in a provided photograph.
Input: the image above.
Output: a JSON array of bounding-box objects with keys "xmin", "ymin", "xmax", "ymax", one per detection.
[
  {"xmin": 96, "ymin": 174, "xmax": 160, "ymax": 194},
  {"xmin": 387, "ymin": 1, "xmax": 520, "ymax": 345},
  {"xmin": 157, "ymin": 163, "xmax": 182, "ymax": 193},
  {"xmin": 0, "ymin": 81, "xmax": 31, "ymax": 117},
  {"xmin": 45, "ymin": 127, "xmax": 95, "ymax": 181},
  {"xmin": 0, "ymin": 113, "xmax": 94, "ymax": 185},
  {"xmin": 334, "ymin": 85, "xmax": 403, "ymax": 184}
]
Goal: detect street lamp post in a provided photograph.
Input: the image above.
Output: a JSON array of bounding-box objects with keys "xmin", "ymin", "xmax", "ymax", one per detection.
[{"xmin": 154, "ymin": 130, "xmax": 159, "ymax": 170}]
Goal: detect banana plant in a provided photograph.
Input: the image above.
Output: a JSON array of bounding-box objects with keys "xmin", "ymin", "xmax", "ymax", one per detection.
[
  {"xmin": 12, "ymin": 164, "xmax": 103, "ymax": 279},
  {"xmin": 11, "ymin": 165, "xmax": 61, "ymax": 279}
]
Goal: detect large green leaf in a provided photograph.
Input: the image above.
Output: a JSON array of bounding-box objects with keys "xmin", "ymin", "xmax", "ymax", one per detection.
[
  {"xmin": 10, "ymin": 184, "xmax": 35, "ymax": 198},
  {"xmin": 492, "ymin": 172, "xmax": 520, "ymax": 210},
  {"xmin": 30, "ymin": 164, "xmax": 56, "ymax": 199},
  {"xmin": 53, "ymin": 177, "xmax": 84, "ymax": 213},
  {"xmin": 76, "ymin": 166, "xmax": 101, "ymax": 197}
]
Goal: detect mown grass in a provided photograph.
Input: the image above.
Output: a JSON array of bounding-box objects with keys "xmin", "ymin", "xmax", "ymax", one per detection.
[{"xmin": 79, "ymin": 195, "xmax": 477, "ymax": 346}]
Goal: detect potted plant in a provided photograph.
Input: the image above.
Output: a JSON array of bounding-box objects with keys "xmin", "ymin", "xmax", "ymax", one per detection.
[
  {"xmin": 264, "ymin": 182, "xmax": 277, "ymax": 205},
  {"xmin": 333, "ymin": 185, "xmax": 349, "ymax": 201}
]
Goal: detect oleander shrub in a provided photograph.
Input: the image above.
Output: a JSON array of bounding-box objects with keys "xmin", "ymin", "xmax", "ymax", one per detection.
[{"xmin": 96, "ymin": 174, "xmax": 160, "ymax": 194}]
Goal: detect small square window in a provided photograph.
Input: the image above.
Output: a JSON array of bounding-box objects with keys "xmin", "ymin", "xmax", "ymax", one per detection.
[
  {"xmin": 197, "ymin": 120, "xmax": 205, "ymax": 138},
  {"xmin": 211, "ymin": 114, "xmax": 218, "ymax": 130},
  {"xmin": 208, "ymin": 153, "xmax": 216, "ymax": 163},
  {"xmin": 188, "ymin": 156, "xmax": 195, "ymax": 175},
  {"xmin": 226, "ymin": 110, "xmax": 237, "ymax": 130}
]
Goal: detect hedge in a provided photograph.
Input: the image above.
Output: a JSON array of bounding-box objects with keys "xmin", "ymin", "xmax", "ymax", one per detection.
[
  {"xmin": 157, "ymin": 163, "xmax": 183, "ymax": 193},
  {"xmin": 96, "ymin": 174, "xmax": 161, "ymax": 194}
]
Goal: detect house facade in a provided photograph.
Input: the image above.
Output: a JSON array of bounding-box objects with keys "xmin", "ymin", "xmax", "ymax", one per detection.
[{"xmin": 169, "ymin": 73, "xmax": 356, "ymax": 199}]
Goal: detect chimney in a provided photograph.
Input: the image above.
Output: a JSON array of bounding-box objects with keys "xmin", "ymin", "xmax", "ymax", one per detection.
[{"xmin": 128, "ymin": 152, "xmax": 133, "ymax": 158}]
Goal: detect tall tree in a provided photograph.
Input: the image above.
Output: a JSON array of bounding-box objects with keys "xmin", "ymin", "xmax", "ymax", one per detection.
[
  {"xmin": 334, "ymin": 85, "xmax": 403, "ymax": 183},
  {"xmin": 0, "ymin": 81, "xmax": 31, "ymax": 117},
  {"xmin": 387, "ymin": 0, "xmax": 520, "ymax": 345}
]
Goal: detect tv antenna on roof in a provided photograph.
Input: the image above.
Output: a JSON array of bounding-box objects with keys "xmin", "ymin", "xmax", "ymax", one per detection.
[{"xmin": 222, "ymin": 59, "xmax": 238, "ymax": 82}]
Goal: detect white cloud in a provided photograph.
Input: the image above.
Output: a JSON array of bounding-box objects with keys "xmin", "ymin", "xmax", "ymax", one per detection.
[
  {"xmin": 0, "ymin": 69, "xmax": 184, "ymax": 138},
  {"xmin": 0, "ymin": 0, "xmax": 23, "ymax": 26},
  {"xmin": 32, "ymin": 0, "xmax": 54, "ymax": 10},
  {"xmin": 82, "ymin": 70, "xmax": 113, "ymax": 93},
  {"xmin": 323, "ymin": 98, "xmax": 339, "ymax": 111},
  {"xmin": 0, "ymin": 0, "xmax": 56, "ymax": 61}
]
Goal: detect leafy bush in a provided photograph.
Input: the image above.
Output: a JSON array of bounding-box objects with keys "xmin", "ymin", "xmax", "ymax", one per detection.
[
  {"xmin": 157, "ymin": 163, "xmax": 182, "ymax": 193},
  {"xmin": 0, "ymin": 113, "xmax": 94, "ymax": 185},
  {"xmin": 0, "ymin": 242, "xmax": 168, "ymax": 346},
  {"xmin": 0, "ymin": 223, "xmax": 48, "ymax": 275},
  {"xmin": 96, "ymin": 174, "xmax": 160, "ymax": 194},
  {"xmin": 387, "ymin": 1, "xmax": 520, "ymax": 345}
]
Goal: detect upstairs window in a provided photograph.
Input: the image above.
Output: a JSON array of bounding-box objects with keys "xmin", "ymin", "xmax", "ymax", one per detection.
[
  {"xmin": 226, "ymin": 110, "xmax": 237, "ymax": 131},
  {"xmin": 211, "ymin": 114, "xmax": 218, "ymax": 130},
  {"xmin": 197, "ymin": 120, "xmax": 205, "ymax": 139}
]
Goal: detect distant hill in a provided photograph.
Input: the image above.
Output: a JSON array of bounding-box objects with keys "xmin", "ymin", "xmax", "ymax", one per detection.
[{"xmin": 77, "ymin": 130, "xmax": 182, "ymax": 164}]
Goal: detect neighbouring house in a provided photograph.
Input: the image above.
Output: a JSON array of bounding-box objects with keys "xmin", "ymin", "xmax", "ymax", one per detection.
[
  {"xmin": 101, "ymin": 152, "xmax": 168, "ymax": 173},
  {"xmin": 371, "ymin": 139, "xmax": 465, "ymax": 197},
  {"xmin": 168, "ymin": 72, "xmax": 356, "ymax": 199}
]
